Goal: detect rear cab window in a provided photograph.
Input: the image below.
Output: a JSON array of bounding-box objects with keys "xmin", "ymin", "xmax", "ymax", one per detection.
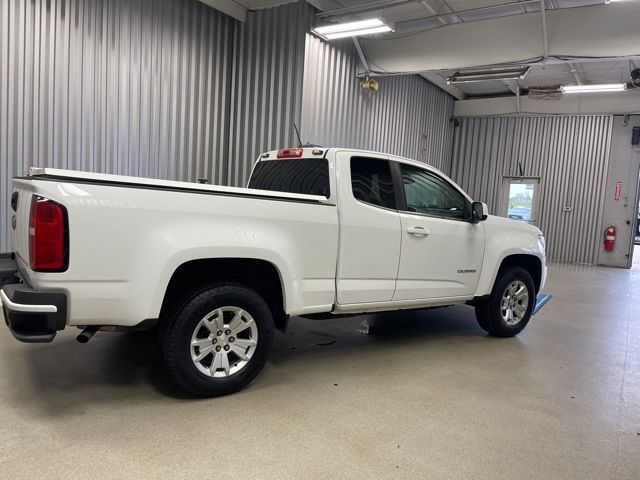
[
  {"xmin": 350, "ymin": 156, "xmax": 397, "ymax": 209},
  {"xmin": 248, "ymin": 158, "xmax": 330, "ymax": 198}
]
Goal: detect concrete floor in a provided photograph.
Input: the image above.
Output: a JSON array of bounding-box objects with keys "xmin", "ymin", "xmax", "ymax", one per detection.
[{"xmin": 1, "ymin": 258, "xmax": 639, "ymax": 480}]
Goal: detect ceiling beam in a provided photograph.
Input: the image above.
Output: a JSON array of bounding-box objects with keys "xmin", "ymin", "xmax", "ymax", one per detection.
[
  {"xmin": 539, "ymin": 0, "xmax": 548, "ymax": 63},
  {"xmin": 503, "ymin": 79, "xmax": 520, "ymax": 94},
  {"xmin": 317, "ymin": 0, "xmax": 417, "ymax": 18},
  {"xmin": 360, "ymin": 3, "xmax": 640, "ymax": 73},
  {"xmin": 454, "ymin": 89, "xmax": 640, "ymax": 116},
  {"xmin": 420, "ymin": 72, "xmax": 466, "ymax": 100},
  {"xmin": 568, "ymin": 62, "xmax": 584, "ymax": 85},
  {"xmin": 419, "ymin": 0, "xmax": 462, "ymax": 25},
  {"xmin": 419, "ymin": 0, "xmax": 448, "ymax": 25},
  {"xmin": 353, "ymin": 38, "xmax": 371, "ymax": 73},
  {"xmin": 198, "ymin": 0, "xmax": 246, "ymax": 22}
]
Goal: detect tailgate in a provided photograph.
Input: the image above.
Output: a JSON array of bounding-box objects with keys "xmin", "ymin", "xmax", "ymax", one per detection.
[{"xmin": 10, "ymin": 180, "xmax": 34, "ymax": 267}]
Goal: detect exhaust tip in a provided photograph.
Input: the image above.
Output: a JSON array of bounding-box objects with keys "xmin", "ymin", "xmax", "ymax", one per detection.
[{"xmin": 76, "ymin": 326, "xmax": 100, "ymax": 343}]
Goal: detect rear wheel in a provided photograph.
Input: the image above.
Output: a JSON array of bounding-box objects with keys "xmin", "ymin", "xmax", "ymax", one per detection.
[
  {"xmin": 160, "ymin": 283, "xmax": 274, "ymax": 397},
  {"xmin": 475, "ymin": 267, "xmax": 535, "ymax": 337}
]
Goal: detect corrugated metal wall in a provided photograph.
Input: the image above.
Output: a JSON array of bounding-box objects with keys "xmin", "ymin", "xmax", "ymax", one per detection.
[
  {"xmin": 0, "ymin": 0, "xmax": 314, "ymax": 251},
  {"xmin": 0, "ymin": 0, "xmax": 235, "ymax": 251},
  {"xmin": 226, "ymin": 2, "xmax": 312, "ymax": 186},
  {"xmin": 0, "ymin": 0, "xmax": 455, "ymax": 252},
  {"xmin": 301, "ymin": 35, "xmax": 455, "ymax": 173},
  {"xmin": 450, "ymin": 116, "xmax": 613, "ymax": 264}
]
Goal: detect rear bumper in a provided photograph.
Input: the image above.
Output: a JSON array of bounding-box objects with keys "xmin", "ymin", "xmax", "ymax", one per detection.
[
  {"xmin": 0, "ymin": 254, "xmax": 67, "ymax": 343},
  {"xmin": 0, "ymin": 252, "xmax": 19, "ymax": 288}
]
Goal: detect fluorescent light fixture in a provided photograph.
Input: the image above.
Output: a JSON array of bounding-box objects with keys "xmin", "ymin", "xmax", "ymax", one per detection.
[
  {"xmin": 312, "ymin": 18, "xmax": 393, "ymax": 41},
  {"xmin": 560, "ymin": 83, "xmax": 627, "ymax": 94},
  {"xmin": 446, "ymin": 67, "xmax": 530, "ymax": 84}
]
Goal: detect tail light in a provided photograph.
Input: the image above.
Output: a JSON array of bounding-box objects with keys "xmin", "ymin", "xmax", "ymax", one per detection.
[
  {"xmin": 277, "ymin": 148, "xmax": 304, "ymax": 159},
  {"xmin": 29, "ymin": 196, "xmax": 68, "ymax": 272}
]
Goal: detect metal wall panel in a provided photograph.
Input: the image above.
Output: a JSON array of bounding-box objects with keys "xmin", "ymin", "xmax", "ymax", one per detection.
[
  {"xmin": 0, "ymin": 0, "xmax": 455, "ymax": 253},
  {"xmin": 0, "ymin": 0, "xmax": 234, "ymax": 251},
  {"xmin": 450, "ymin": 116, "xmax": 613, "ymax": 264},
  {"xmin": 301, "ymin": 34, "xmax": 455, "ymax": 173},
  {"xmin": 226, "ymin": 2, "xmax": 313, "ymax": 186}
]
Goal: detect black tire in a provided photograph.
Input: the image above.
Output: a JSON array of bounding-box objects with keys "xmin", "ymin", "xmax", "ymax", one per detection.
[
  {"xmin": 475, "ymin": 267, "xmax": 535, "ymax": 337},
  {"xmin": 160, "ymin": 283, "xmax": 274, "ymax": 397}
]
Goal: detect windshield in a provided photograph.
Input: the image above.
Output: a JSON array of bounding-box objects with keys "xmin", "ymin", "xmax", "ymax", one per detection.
[{"xmin": 248, "ymin": 158, "xmax": 330, "ymax": 198}]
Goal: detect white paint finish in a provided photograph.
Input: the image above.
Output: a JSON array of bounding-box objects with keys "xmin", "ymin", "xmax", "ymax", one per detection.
[
  {"xmin": 334, "ymin": 150, "xmax": 402, "ymax": 304},
  {"xmin": 12, "ymin": 176, "xmax": 340, "ymax": 324},
  {"xmin": 474, "ymin": 214, "xmax": 547, "ymax": 296},
  {"xmin": 9, "ymin": 147, "xmax": 546, "ymax": 327},
  {"xmin": 454, "ymin": 90, "xmax": 640, "ymax": 116},
  {"xmin": 360, "ymin": 3, "xmax": 640, "ymax": 72},
  {"xmin": 394, "ymin": 214, "xmax": 485, "ymax": 299},
  {"xmin": 597, "ymin": 115, "xmax": 640, "ymax": 268}
]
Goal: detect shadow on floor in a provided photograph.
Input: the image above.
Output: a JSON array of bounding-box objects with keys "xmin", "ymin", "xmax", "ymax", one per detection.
[{"xmin": 4, "ymin": 304, "xmax": 509, "ymax": 412}]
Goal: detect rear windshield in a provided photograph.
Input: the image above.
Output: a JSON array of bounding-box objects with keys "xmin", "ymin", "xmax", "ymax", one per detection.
[{"xmin": 248, "ymin": 158, "xmax": 330, "ymax": 198}]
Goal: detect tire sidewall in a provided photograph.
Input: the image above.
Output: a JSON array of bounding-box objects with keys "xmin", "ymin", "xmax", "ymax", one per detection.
[
  {"xmin": 163, "ymin": 284, "xmax": 274, "ymax": 397},
  {"xmin": 488, "ymin": 267, "xmax": 535, "ymax": 336}
]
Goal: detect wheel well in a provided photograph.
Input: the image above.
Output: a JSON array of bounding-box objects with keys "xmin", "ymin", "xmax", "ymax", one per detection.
[
  {"xmin": 160, "ymin": 258, "xmax": 288, "ymax": 331},
  {"xmin": 498, "ymin": 254, "xmax": 542, "ymax": 293}
]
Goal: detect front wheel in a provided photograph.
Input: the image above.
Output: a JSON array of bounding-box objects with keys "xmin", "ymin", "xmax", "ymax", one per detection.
[
  {"xmin": 475, "ymin": 267, "xmax": 535, "ymax": 337},
  {"xmin": 160, "ymin": 283, "xmax": 274, "ymax": 397}
]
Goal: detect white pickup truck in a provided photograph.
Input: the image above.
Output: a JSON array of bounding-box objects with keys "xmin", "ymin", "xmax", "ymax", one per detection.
[{"xmin": 1, "ymin": 147, "xmax": 546, "ymax": 396}]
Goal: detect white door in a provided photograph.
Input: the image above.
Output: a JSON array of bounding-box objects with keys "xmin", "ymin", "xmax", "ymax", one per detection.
[
  {"xmin": 335, "ymin": 152, "xmax": 401, "ymax": 304},
  {"xmin": 392, "ymin": 162, "xmax": 485, "ymax": 301},
  {"xmin": 501, "ymin": 177, "xmax": 540, "ymax": 226}
]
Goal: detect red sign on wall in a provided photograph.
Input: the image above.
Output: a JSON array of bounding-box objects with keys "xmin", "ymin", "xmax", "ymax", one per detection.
[{"xmin": 614, "ymin": 181, "xmax": 622, "ymax": 201}]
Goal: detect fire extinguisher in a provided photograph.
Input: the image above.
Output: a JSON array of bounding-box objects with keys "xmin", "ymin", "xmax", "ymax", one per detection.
[{"xmin": 604, "ymin": 226, "xmax": 616, "ymax": 252}]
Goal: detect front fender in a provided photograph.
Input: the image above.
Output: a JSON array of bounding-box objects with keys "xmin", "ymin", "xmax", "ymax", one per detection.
[{"xmin": 475, "ymin": 217, "xmax": 545, "ymax": 296}]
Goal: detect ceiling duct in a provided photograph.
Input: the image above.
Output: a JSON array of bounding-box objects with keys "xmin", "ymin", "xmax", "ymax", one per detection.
[{"xmin": 528, "ymin": 87, "xmax": 562, "ymax": 100}]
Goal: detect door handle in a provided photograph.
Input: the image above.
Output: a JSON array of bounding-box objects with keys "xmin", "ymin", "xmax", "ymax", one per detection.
[{"xmin": 407, "ymin": 226, "xmax": 430, "ymax": 236}]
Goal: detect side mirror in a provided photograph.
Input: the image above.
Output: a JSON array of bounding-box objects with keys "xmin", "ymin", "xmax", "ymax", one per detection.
[{"xmin": 472, "ymin": 201, "xmax": 488, "ymax": 223}]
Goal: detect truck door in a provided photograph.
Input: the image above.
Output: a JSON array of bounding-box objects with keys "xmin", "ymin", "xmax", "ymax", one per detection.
[
  {"xmin": 335, "ymin": 152, "xmax": 401, "ymax": 304},
  {"xmin": 392, "ymin": 161, "xmax": 484, "ymax": 300}
]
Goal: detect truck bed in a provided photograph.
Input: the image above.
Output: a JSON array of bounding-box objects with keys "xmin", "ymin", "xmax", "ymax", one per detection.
[
  {"xmin": 24, "ymin": 168, "xmax": 331, "ymax": 204},
  {"xmin": 10, "ymin": 169, "xmax": 340, "ymax": 326}
]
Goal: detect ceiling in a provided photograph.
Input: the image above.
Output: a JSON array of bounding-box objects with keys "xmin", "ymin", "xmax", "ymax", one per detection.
[
  {"xmin": 438, "ymin": 59, "xmax": 638, "ymax": 97},
  {"xmin": 206, "ymin": 0, "xmax": 640, "ymax": 100},
  {"xmin": 308, "ymin": 0, "xmax": 640, "ymax": 99},
  {"xmin": 312, "ymin": 0, "xmax": 606, "ymax": 32}
]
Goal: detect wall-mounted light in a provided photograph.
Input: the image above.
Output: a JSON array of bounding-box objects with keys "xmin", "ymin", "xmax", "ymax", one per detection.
[
  {"xmin": 446, "ymin": 67, "xmax": 530, "ymax": 84},
  {"xmin": 360, "ymin": 77, "xmax": 379, "ymax": 92},
  {"xmin": 312, "ymin": 18, "xmax": 393, "ymax": 41},
  {"xmin": 560, "ymin": 83, "xmax": 627, "ymax": 94}
]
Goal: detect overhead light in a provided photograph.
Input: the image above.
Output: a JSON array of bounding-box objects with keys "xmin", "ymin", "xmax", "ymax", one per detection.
[
  {"xmin": 446, "ymin": 67, "xmax": 530, "ymax": 84},
  {"xmin": 312, "ymin": 18, "xmax": 393, "ymax": 41},
  {"xmin": 560, "ymin": 83, "xmax": 627, "ymax": 94}
]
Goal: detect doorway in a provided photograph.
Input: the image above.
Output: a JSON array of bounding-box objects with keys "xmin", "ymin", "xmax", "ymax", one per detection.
[{"xmin": 501, "ymin": 177, "xmax": 541, "ymax": 226}]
